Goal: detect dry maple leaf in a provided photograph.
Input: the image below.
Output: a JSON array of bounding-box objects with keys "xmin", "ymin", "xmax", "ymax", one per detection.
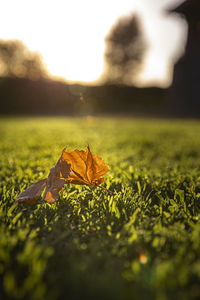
[
  {"xmin": 16, "ymin": 145, "xmax": 109, "ymax": 205},
  {"xmin": 62, "ymin": 145, "xmax": 109, "ymax": 186}
]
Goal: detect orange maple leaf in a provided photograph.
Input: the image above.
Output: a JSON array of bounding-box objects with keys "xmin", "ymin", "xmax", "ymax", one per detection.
[
  {"xmin": 62, "ymin": 145, "xmax": 109, "ymax": 186},
  {"xmin": 16, "ymin": 145, "xmax": 109, "ymax": 205}
]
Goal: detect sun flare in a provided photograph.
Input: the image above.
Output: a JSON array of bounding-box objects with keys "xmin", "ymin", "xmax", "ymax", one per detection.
[{"xmin": 0, "ymin": 0, "xmax": 186, "ymax": 86}]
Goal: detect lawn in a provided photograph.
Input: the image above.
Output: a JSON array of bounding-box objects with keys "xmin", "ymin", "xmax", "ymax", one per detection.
[{"xmin": 1, "ymin": 117, "xmax": 200, "ymax": 300}]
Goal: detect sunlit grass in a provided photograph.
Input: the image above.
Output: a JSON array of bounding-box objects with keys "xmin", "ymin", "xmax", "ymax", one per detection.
[{"xmin": 1, "ymin": 117, "xmax": 200, "ymax": 300}]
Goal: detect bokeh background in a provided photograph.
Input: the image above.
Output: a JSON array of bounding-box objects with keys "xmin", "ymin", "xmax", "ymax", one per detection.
[{"xmin": 0, "ymin": 0, "xmax": 199, "ymax": 118}]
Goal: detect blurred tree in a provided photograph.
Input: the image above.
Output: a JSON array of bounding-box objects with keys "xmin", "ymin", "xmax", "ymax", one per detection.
[
  {"xmin": 103, "ymin": 14, "xmax": 146, "ymax": 85},
  {"xmin": 169, "ymin": 0, "xmax": 200, "ymax": 117},
  {"xmin": 0, "ymin": 39, "xmax": 47, "ymax": 80}
]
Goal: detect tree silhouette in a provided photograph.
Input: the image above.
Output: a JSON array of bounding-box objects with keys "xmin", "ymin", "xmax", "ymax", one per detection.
[
  {"xmin": 0, "ymin": 39, "xmax": 47, "ymax": 80},
  {"xmin": 103, "ymin": 14, "xmax": 146, "ymax": 85}
]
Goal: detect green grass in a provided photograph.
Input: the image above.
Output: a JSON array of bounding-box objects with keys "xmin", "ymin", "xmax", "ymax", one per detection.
[{"xmin": 1, "ymin": 117, "xmax": 200, "ymax": 300}]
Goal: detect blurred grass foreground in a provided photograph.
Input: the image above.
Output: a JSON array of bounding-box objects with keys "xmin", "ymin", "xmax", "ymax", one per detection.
[{"xmin": 1, "ymin": 117, "xmax": 200, "ymax": 300}]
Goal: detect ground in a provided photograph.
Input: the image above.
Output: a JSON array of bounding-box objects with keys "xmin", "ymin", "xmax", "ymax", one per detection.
[{"xmin": 1, "ymin": 117, "xmax": 200, "ymax": 300}]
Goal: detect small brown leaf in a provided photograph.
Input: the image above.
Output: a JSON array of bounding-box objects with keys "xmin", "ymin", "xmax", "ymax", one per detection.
[
  {"xmin": 15, "ymin": 178, "xmax": 47, "ymax": 205},
  {"xmin": 62, "ymin": 145, "xmax": 109, "ymax": 186},
  {"xmin": 43, "ymin": 153, "xmax": 71, "ymax": 203}
]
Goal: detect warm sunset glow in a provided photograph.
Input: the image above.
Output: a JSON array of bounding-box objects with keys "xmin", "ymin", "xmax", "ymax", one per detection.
[{"xmin": 0, "ymin": 0, "xmax": 186, "ymax": 86}]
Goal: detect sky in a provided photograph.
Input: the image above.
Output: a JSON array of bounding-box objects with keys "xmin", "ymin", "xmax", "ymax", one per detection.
[{"xmin": 0, "ymin": 0, "xmax": 187, "ymax": 87}]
